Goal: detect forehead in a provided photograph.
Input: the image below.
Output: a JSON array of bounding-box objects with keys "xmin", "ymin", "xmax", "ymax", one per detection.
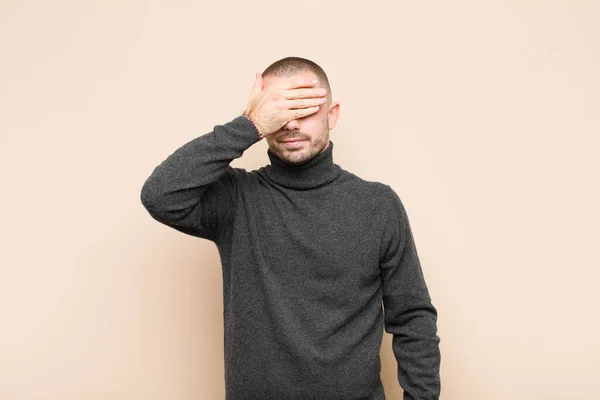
[{"xmin": 263, "ymin": 70, "xmax": 320, "ymax": 88}]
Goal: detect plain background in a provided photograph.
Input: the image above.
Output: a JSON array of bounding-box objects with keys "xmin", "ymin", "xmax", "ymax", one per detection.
[{"xmin": 1, "ymin": 1, "xmax": 598, "ymax": 399}]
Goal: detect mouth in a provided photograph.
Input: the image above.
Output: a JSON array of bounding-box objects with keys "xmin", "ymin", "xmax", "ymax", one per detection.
[{"xmin": 281, "ymin": 139, "xmax": 307, "ymax": 147}]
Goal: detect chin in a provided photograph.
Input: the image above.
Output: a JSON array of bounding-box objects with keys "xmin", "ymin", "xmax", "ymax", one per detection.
[{"xmin": 281, "ymin": 148, "xmax": 313, "ymax": 165}]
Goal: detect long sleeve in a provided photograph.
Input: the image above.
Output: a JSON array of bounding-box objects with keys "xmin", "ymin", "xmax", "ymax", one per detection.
[
  {"xmin": 140, "ymin": 115, "xmax": 260, "ymax": 241},
  {"xmin": 379, "ymin": 189, "xmax": 441, "ymax": 400}
]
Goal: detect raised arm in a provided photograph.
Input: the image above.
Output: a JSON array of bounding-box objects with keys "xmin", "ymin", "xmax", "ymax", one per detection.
[
  {"xmin": 140, "ymin": 115, "xmax": 260, "ymax": 240},
  {"xmin": 140, "ymin": 72, "xmax": 328, "ymax": 241},
  {"xmin": 379, "ymin": 189, "xmax": 441, "ymax": 399}
]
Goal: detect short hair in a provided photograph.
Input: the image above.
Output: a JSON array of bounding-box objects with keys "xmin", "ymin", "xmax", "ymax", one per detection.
[{"xmin": 262, "ymin": 56, "xmax": 332, "ymax": 102}]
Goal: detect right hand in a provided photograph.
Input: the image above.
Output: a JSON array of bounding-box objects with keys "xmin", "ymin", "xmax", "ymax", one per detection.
[{"xmin": 244, "ymin": 72, "xmax": 328, "ymax": 137}]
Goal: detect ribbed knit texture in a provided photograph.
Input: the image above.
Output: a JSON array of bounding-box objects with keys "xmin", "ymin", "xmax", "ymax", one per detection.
[{"xmin": 140, "ymin": 115, "xmax": 441, "ymax": 400}]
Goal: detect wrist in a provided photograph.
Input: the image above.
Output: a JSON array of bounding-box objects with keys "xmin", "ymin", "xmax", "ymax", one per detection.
[{"xmin": 242, "ymin": 112, "xmax": 264, "ymax": 141}]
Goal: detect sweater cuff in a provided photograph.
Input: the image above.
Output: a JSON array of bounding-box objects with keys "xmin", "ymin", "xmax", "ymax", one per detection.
[
  {"xmin": 231, "ymin": 114, "xmax": 263, "ymax": 142},
  {"xmin": 241, "ymin": 114, "xmax": 264, "ymax": 141}
]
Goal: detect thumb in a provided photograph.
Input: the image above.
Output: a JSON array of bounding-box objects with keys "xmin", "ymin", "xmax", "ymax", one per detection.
[{"xmin": 248, "ymin": 72, "xmax": 263, "ymax": 100}]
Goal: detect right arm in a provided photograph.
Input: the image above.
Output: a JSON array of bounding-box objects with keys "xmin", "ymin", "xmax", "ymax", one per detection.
[
  {"xmin": 140, "ymin": 115, "xmax": 260, "ymax": 241},
  {"xmin": 140, "ymin": 72, "xmax": 327, "ymax": 240}
]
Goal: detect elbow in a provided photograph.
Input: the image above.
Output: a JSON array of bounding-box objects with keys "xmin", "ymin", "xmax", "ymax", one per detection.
[
  {"xmin": 140, "ymin": 177, "xmax": 163, "ymax": 216},
  {"xmin": 140, "ymin": 179, "xmax": 153, "ymax": 208}
]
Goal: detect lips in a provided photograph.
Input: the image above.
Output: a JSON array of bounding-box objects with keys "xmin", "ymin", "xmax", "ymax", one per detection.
[{"xmin": 281, "ymin": 139, "xmax": 306, "ymax": 147}]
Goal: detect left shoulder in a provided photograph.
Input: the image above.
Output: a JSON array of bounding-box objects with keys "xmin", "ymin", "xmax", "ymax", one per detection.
[
  {"xmin": 339, "ymin": 169, "xmax": 395, "ymax": 198},
  {"xmin": 337, "ymin": 170, "xmax": 406, "ymax": 217}
]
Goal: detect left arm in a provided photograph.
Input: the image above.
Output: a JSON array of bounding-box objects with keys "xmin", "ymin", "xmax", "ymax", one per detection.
[{"xmin": 379, "ymin": 189, "xmax": 441, "ymax": 400}]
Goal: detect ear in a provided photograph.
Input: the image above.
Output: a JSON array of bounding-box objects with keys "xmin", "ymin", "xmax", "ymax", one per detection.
[{"xmin": 327, "ymin": 102, "xmax": 340, "ymax": 130}]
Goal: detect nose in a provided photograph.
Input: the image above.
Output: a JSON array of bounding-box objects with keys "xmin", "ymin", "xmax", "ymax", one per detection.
[{"xmin": 283, "ymin": 119, "xmax": 300, "ymax": 131}]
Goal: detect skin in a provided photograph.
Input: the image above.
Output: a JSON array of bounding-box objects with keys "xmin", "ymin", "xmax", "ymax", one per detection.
[{"xmin": 247, "ymin": 70, "xmax": 341, "ymax": 166}]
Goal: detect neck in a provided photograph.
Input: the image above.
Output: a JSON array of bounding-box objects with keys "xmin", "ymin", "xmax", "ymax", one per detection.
[{"xmin": 262, "ymin": 140, "xmax": 342, "ymax": 189}]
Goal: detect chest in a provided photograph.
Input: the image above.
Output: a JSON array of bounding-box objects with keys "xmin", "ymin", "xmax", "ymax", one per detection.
[{"xmin": 235, "ymin": 183, "xmax": 383, "ymax": 285}]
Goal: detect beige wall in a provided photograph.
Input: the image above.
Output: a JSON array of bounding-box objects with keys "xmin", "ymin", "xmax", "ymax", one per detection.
[{"xmin": 1, "ymin": 1, "xmax": 599, "ymax": 399}]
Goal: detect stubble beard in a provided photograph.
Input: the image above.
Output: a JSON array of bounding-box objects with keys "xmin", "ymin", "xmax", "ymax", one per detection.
[{"xmin": 273, "ymin": 134, "xmax": 329, "ymax": 166}]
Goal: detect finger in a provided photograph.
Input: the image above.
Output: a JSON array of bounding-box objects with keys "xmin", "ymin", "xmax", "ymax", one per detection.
[
  {"xmin": 283, "ymin": 87, "xmax": 327, "ymax": 100},
  {"xmin": 287, "ymin": 96, "xmax": 328, "ymax": 109},
  {"xmin": 280, "ymin": 77, "xmax": 318, "ymax": 90},
  {"xmin": 287, "ymin": 105, "xmax": 320, "ymax": 119}
]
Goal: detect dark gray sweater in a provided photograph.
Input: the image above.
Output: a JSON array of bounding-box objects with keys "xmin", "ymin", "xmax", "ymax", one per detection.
[{"xmin": 140, "ymin": 115, "xmax": 441, "ymax": 400}]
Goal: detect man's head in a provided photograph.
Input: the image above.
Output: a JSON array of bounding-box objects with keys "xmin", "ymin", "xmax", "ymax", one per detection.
[{"xmin": 261, "ymin": 57, "xmax": 340, "ymax": 166}]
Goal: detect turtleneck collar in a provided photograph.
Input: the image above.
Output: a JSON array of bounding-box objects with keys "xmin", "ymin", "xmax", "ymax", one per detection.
[{"xmin": 260, "ymin": 140, "xmax": 343, "ymax": 190}]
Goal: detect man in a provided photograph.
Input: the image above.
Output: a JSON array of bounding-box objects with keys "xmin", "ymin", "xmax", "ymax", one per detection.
[{"xmin": 140, "ymin": 57, "xmax": 441, "ymax": 400}]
